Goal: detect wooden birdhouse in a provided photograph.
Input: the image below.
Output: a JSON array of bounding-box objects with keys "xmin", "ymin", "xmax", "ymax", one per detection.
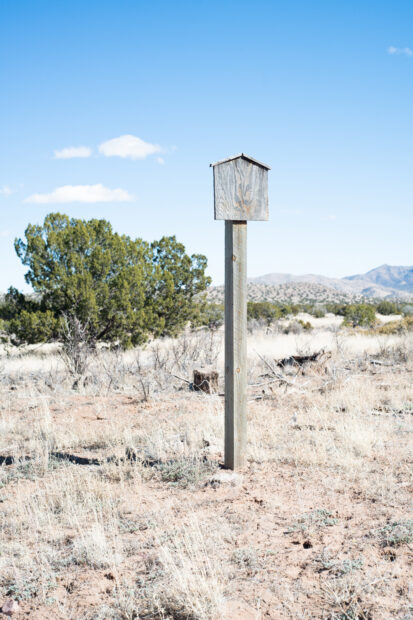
[{"xmin": 211, "ymin": 153, "xmax": 270, "ymax": 221}]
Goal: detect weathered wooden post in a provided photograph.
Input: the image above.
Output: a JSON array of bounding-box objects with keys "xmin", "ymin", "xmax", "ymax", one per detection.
[{"xmin": 211, "ymin": 154, "xmax": 270, "ymax": 469}]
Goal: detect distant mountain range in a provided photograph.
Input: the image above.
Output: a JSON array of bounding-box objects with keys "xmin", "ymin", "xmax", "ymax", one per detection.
[
  {"xmin": 250, "ymin": 265, "xmax": 413, "ymax": 299},
  {"xmin": 207, "ymin": 265, "xmax": 413, "ymax": 304}
]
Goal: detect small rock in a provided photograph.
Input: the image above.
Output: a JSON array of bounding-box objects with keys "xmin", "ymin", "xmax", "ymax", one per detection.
[
  {"xmin": 260, "ymin": 588, "xmax": 274, "ymax": 606},
  {"xmin": 1, "ymin": 600, "xmax": 19, "ymax": 616},
  {"xmin": 208, "ymin": 470, "xmax": 243, "ymax": 487}
]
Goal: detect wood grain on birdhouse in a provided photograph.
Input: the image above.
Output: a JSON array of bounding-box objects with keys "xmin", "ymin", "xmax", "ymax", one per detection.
[{"xmin": 211, "ymin": 153, "xmax": 270, "ymax": 221}]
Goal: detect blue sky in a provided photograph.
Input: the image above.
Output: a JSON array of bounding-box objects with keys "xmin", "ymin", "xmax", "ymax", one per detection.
[{"xmin": 1, "ymin": 0, "xmax": 413, "ymax": 291}]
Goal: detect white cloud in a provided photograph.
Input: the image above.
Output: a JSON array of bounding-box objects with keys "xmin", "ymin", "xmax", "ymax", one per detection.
[
  {"xmin": 99, "ymin": 134, "xmax": 162, "ymax": 160},
  {"xmin": 54, "ymin": 146, "xmax": 92, "ymax": 159},
  {"xmin": 157, "ymin": 157, "xmax": 165, "ymax": 165},
  {"xmin": 0, "ymin": 185, "xmax": 12, "ymax": 196},
  {"xmin": 24, "ymin": 184, "xmax": 133, "ymax": 204},
  {"xmin": 0, "ymin": 230, "xmax": 10, "ymax": 237},
  {"xmin": 388, "ymin": 46, "xmax": 413, "ymax": 57}
]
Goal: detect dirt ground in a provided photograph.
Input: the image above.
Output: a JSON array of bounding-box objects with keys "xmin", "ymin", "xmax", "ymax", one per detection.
[{"xmin": 0, "ymin": 325, "xmax": 412, "ymax": 619}]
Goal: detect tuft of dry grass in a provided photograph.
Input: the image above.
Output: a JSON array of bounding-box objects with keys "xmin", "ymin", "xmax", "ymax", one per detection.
[{"xmin": 151, "ymin": 516, "xmax": 227, "ymax": 620}]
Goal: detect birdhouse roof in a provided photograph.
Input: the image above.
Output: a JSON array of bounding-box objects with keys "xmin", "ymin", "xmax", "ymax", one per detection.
[{"xmin": 210, "ymin": 153, "xmax": 271, "ymax": 170}]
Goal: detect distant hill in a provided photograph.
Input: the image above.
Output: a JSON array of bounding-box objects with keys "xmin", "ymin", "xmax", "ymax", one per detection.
[
  {"xmin": 207, "ymin": 265, "xmax": 413, "ymax": 303},
  {"xmin": 251, "ymin": 265, "xmax": 413, "ymax": 299},
  {"xmin": 251, "ymin": 273, "xmax": 360, "ymax": 294},
  {"xmin": 344, "ymin": 265, "xmax": 413, "ymax": 293},
  {"xmin": 207, "ymin": 282, "xmax": 364, "ymax": 305}
]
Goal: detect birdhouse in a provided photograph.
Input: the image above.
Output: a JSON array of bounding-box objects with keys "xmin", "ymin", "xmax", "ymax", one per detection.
[{"xmin": 211, "ymin": 153, "xmax": 270, "ymax": 221}]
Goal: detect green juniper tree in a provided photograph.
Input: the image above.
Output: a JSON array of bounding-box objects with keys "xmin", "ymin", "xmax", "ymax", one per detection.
[{"xmin": 12, "ymin": 213, "xmax": 210, "ymax": 346}]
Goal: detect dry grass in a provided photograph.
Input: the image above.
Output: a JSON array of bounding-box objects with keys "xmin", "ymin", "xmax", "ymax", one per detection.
[{"xmin": 0, "ymin": 319, "xmax": 412, "ymax": 618}]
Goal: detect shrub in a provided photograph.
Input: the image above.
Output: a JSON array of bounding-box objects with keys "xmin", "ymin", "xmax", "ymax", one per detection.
[
  {"xmin": 287, "ymin": 509, "xmax": 338, "ymax": 533},
  {"xmin": 155, "ymin": 458, "xmax": 216, "ymax": 488},
  {"xmin": 378, "ymin": 520, "xmax": 413, "ymax": 547},
  {"xmin": 59, "ymin": 314, "xmax": 95, "ymax": 385},
  {"xmin": 281, "ymin": 319, "xmax": 312, "ymax": 334},
  {"xmin": 279, "ymin": 304, "xmax": 300, "ymax": 317},
  {"xmin": 377, "ymin": 316, "xmax": 413, "ymax": 335},
  {"xmin": 309, "ymin": 305, "xmax": 326, "ymax": 318},
  {"xmin": 199, "ymin": 303, "xmax": 224, "ymax": 329},
  {"xmin": 343, "ymin": 304, "xmax": 376, "ymax": 328},
  {"xmin": 8, "ymin": 310, "xmax": 61, "ymax": 344},
  {"xmin": 247, "ymin": 302, "xmax": 281, "ymax": 325},
  {"xmin": 325, "ymin": 303, "xmax": 355, "ymax": 316},
  {"xmin": 0, "ymin": 287, "xmax": 40, "ymax": 321},
  {"xmin": 12, "ymin": 213, "xmax": 211, "ymax": 346},
  {"xmin": 376, "ymin": 300, "xmax": 399, "ymax": 315}
]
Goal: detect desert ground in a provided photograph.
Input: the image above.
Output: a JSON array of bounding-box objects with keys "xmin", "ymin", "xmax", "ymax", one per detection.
[{"xmin": 0, "ymin": 314, "xmax": 412, "ymax": 619}]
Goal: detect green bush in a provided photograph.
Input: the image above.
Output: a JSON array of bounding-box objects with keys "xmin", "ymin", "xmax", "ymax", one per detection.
[
  {"xmin": 10, "ymin": 212, "xmax": 211, "ymax": 346},
  {"xmin": 247, "ymin": 302, "xmax": 281, "ymax": 325},
  {"xmin": 343, "ymin": 304, "xmax": 376, "ymax": 328},
  {"xmin": 309, "ymin": 306, "xmax": 326, "ymax": 318},
  {"xmin": 325, "ymin": 303, "xmax": 345, "ymax": 316},
  {"xmin": 0, "ymin": 318, "xmax": 7, "ymax": 336},
  {"xmin": 199, "ymin": 303, "xmax": 224, "ymax": 329},
  {"xmin": 0, "ymin": 286, "xmax": 40, "ymax": 321},
  {"xmin": 9, "ymin": 310, "xmax": 62, "ymax": 344},
  {"xmin": 280, "ymin": 304, "xmax": 300, "ymax": 317},
  {"xmin": 376, "ymin": 300, "xmax": 399, "ymax": 315}
]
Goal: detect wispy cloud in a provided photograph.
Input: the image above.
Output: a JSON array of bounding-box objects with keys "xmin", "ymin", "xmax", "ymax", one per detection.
[
  {"xmin": 99, "ymin": 135, "xmax": 162, "ymax": 160},
  {"xmin": 24, "ymin": 184, "xmax": 133, "ymax": 204},
  {"xmin": 388, "ymin": 46, "xmax": 413, "ymax": 57},
  {"xmin": 157, "ymin": 157, "xmax": 165, "ymax": 165},
  {"xmin": 0, "ymin": 230, "xmax": 10, "ymax": 237},
  {"xmin": 0, "ymin": 185, "xmax": 12, "ymax": 196},
  {"xmin": 54, "ymin": 146, "xmax": 92, "ymax": 159}
]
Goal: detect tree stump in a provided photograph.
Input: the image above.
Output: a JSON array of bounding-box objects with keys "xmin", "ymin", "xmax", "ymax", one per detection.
[{"xmin": 193, "ymin": 369, "xmax": 219, "ymax": 394}]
